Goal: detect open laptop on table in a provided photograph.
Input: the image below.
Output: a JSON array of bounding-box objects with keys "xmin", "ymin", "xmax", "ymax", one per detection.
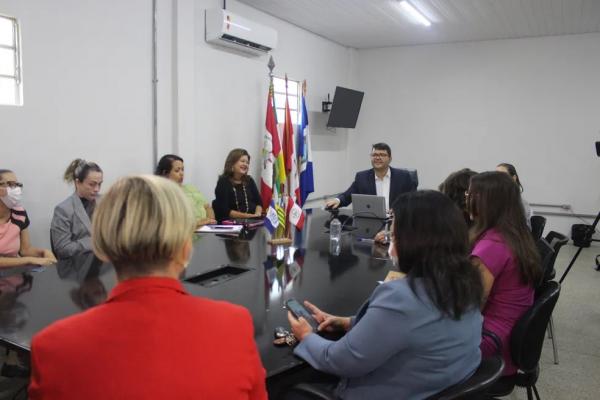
[{"xmin": 351, "ymin": 194, "xmax": 387, "ymax": 219}]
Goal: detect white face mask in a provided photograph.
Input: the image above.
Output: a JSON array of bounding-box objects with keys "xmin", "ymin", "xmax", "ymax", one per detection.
[{"xmin": 1, "ymin": 187, "xmax": 23, "ymax": 209}]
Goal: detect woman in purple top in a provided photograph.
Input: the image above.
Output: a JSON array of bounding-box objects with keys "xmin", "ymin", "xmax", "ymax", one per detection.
[{"xmin": 467, "ymin": 171, "xmax": 541, "ymax": 376}]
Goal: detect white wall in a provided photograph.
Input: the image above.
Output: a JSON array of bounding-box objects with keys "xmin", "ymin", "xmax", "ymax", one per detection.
[
  {"xmin": 0, "ymin": 0, "xmax": 356, "ymax": 248},
  {"xmin": 353, "ymin": 33, "xmax": 600, "ymax": 238},
  {"xmin": 0, "ymin": 0, "xmax": 154, "ymax": 247},
  {"xmin": 175, "ymin": 0, "xmax": 357, "ymax": 203}
]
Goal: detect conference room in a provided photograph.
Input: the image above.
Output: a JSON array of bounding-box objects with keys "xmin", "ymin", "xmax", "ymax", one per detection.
[{"xmin": 1, "ymin": 0, "xmax": 600, "ymax": 399}]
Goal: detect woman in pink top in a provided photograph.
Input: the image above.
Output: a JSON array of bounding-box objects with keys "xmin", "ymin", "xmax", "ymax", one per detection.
[
  {"xmin": 0, "ymin": 169, "xmax": 56, "ymax": 268},
  {"xmin": 467, "ymin": 171, "xmax": 541, "ymax": 375}
]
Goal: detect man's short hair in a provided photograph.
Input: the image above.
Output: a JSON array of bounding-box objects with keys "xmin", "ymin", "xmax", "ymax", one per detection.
[{"xmin": 372, "ymin": 143, "xmax": 391, "ymax": 157}]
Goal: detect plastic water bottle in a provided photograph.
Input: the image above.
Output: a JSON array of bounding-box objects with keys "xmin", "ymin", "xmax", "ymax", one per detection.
[{"xmin": 329, "ymin": 217, "xmax": 342, "ymax": 256}]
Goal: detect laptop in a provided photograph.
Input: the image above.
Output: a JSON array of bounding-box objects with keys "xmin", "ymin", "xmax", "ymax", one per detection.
[{"xmin": 351, "ymin": 194, "xmax": 387, "ymax": 219}]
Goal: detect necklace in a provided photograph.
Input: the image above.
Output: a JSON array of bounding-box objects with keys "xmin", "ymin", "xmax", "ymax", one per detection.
[{"xmin": 232, "ymin": 184, "xmax": 249, "ymax": 213}]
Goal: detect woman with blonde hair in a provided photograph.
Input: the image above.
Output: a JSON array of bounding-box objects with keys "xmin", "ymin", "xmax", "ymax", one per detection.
[
  {"xmin": 50, "ymin": 159, "xmax": 103, "ymax": 259},
  {"xmin": 30, "ymin": 175, "xmax": 267, "ymax": 400}
]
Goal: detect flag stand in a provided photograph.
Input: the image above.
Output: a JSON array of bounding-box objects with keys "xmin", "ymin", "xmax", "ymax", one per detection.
[
  {"xmin": 262, "ymin": 57, "xmax": 300, "ymax": 247},
  {"xmin": 268, "ymin": 237, "xmax": 293, "ymax": 246}
]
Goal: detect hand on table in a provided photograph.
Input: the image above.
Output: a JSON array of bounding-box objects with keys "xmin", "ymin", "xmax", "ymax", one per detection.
[{"xmin": 325, "ymin": 198, "xmax": 340, "ymax": 210}]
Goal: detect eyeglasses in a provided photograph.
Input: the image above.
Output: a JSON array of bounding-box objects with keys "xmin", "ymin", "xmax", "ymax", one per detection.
[
  {"xmin": 370, "ymin": 152, "xmax": 389, "ymax": 159},
  {"xmin": 0, "ymin": 181, "xmax": 23, "ymax": 189}
]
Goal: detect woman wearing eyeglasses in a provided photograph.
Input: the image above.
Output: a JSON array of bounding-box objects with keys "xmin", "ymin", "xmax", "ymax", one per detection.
[
  {"xmin": 0, "ymin": 169, "xmax": 56, "ymax": 268},
  {"xmin": 50, "ymin": 159, "xmax": 103, "ymax": 259}
]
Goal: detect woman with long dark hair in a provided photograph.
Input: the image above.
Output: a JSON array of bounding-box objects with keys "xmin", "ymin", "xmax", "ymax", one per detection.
[
  {"xmin": 213, "ymin": 149, "xmax": 262, "ymax": 221},
  {"xmin": 467, "ymin": 171, "xmax": 541, "ymax": 376},
  {"xmin": 496, "ymin": 162, "xmax": 532, "ymax": 227},
  {"xmin": 288, "ymin": 190, "xmax": 483, "ymax": 399},
  {"xmin": 439, "ymin": 168, "xmax": 477, "ymax": 226}
]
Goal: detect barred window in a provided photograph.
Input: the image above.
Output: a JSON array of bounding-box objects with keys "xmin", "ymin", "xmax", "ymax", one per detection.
[
  {"xmin": 273, "ymin": 76, "xmax": 301, "ymax": 125},
  {"xmin": 0, "ymin": 14, "xmax": 23, "ymax": 106}
]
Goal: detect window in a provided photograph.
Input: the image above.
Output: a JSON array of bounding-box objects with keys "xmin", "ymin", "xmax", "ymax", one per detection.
[
  {"xmin": 0, "ymin": 14, "xmax": 22, "ymax": 106},
  {"xmin": 273, "ymin": 76, "xmax": 301, "ymax": 125}
]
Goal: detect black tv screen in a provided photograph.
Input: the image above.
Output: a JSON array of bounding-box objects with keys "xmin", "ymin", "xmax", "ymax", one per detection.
[{"xmin": 327, "ymin": 86, "xmax": 364, "ymax": 129}]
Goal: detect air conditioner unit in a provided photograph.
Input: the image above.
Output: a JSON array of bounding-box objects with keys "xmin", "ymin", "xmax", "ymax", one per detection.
[{"xmin": 205, "ymin": 9, "xmax": 277, "ymax": 56}]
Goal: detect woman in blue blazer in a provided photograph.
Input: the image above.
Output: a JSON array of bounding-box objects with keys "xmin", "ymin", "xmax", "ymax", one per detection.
[{"xmin": 288, "ymin": 190, "xmax": 484, "ymax": 400}]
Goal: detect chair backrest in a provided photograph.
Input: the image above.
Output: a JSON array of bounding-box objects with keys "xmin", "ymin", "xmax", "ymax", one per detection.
[
  {"xmin": 530, "ymin": 216, "xmax": 547, "ymax": 240},
  {"xmin": 510, "ymin": 281, "xmax": 561, "ymax": 373},
  {"xmin": 544, "ymin": 231, "xmax": 569, "ymax": 272},
  {"xmin": 535, "ymin": 238, "xmax": 555, "ymax": 287},
  {"xmin": 428, "ymin": 355, "xmax": 505, "ymax": 400}
]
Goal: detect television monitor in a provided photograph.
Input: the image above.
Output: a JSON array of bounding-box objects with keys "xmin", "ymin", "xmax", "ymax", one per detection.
[{"xmin": 327, "ymin": 86, "xmax": 364, "ymax": 129}]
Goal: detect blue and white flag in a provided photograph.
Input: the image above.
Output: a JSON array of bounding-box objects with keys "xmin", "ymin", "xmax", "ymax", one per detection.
[
  {"xmin": 298, "ymin": 81, "xmax": 314, "ymax": 206},
  {"xmin": 264, "ymin": 200, "xmax": 279, "ymax": 234}
]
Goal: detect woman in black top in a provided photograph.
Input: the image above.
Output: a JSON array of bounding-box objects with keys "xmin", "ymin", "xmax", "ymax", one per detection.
[{"xmin": 213, "ymin": 149, "xmax": 262, "ymax": 221}]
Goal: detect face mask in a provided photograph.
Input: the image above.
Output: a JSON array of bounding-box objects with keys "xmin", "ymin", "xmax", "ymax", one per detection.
[{"xmin": 1, "ymin": 187, "xmax": 23, "ymax": 209}]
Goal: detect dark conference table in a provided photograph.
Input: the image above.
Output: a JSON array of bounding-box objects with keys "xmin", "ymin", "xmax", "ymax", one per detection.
[{"xmin": 0, "ymin": 210, "xmax": 392, "ymax": 379}]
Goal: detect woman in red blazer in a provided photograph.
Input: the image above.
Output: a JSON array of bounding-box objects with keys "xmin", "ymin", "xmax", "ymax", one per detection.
[{"xmin": 29, "ymin": 175, "xmax": 267, "ymax": 400}]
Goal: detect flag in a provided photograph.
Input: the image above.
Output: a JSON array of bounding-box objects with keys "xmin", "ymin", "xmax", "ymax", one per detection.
[
  {"xmin": 298, "ymin": 81, "xmax": 314, "ymax": 206},
  {"xmin": 264, "ymin": 201, "xmax": 279, "ymax": 234},
  {"xmin": 276, "ymin": 201, "xmax": 286, "ymax": 227},
  {"xmin": 282, "ymin": 75, "xmax": 295, "ymax": 175},
  {"xmin": 260, "ymin": 77, "xmax": 286, "ymax": 210},
  {"xmin": 287, "ymin": 196, "xmax": 305, "ymax": 230},
  {"xmin": 283, "ymin": 75, "xmax": 300, "ymax": 202}
]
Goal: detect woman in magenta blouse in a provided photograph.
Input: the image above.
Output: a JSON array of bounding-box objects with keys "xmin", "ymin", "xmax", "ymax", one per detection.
[{"xmin": 467, "ymin": 171, "xmax": 541, "ymax": 375}]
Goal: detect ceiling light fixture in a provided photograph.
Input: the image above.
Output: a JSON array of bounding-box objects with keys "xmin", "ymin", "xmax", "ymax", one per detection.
[{"xmin": 398, "ymin": 1, "xmax": 432, "ymax": 27}]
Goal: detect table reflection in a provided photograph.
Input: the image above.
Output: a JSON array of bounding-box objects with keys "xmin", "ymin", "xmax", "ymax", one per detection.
[
  {"xmin": 0, "ymin": 271, "xmax": 33, "ymax": 335},
  {"xmin": 56, "ymin": 252, "xmax": 110, "ymax": 310},
  {"xmin": 0, "ymin": 210, "xmax": 394, "ymax": 376}
]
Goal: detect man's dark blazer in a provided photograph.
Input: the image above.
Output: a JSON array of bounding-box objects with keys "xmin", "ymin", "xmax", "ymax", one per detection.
[{"xmin": 337, "ymin": 167, "xmax": 418, "ymax": 208}]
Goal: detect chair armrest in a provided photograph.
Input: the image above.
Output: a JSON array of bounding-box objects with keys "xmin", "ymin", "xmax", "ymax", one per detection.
[
  {"xmin": 286, "ymin": 383, "xmax": 337, "ymax": 400},
  {"xmin": 483, "ymin": 329, "xmax": 503, "ymax": 355}
]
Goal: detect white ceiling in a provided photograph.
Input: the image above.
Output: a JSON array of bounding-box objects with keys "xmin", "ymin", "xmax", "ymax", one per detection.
[{"xmin": 237, "ymin": 0, "xmax": 600, "ymax": 48}]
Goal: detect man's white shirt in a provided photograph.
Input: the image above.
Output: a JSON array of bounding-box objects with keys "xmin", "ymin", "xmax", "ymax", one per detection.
[{"xmin": 375, "ymin": 168, "xmax": 391, "ymax": 210}]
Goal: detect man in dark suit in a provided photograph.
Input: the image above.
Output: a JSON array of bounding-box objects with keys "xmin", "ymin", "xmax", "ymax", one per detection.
[{"xmin": 326, "ymin": 143, "xmax": 418, "ymax": 210}]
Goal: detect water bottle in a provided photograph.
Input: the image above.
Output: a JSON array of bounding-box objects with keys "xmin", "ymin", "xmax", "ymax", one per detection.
[{"xmin": 329, "ymin": 217, "xmax": 342, "ymax": 256}]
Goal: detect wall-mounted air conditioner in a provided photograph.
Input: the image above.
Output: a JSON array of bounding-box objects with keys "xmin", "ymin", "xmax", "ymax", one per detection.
[{"xmin": 205, "ymin": 9, "xmax": 277, "ymax": 56}]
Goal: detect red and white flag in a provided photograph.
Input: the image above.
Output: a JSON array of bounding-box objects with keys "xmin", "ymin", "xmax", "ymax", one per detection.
[{"xmin": 287, "ymin": 197, "xmax": 305, "ymax": 230}]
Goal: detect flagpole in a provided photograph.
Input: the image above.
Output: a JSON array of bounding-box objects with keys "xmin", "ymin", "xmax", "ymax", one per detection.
[{"xmin": 266, "ymin": 57, "xmax": 292, "ymax": 246}]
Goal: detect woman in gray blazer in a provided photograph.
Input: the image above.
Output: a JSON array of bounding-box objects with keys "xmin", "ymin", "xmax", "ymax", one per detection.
[
  {"xmin": 288, "ymin": 191, "xmax": 484, "ymax": 400},
  {"xmin": 50, "ymin": 159, "xmax": 103, "ymax": 259}
]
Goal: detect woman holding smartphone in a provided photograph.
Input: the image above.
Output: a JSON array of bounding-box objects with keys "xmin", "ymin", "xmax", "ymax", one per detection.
[{"xmin": 288, "ymin": 190, "xmax": 484, "ymax": 399}]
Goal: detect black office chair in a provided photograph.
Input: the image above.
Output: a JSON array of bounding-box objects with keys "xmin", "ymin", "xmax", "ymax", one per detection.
[
  {"xmin": 541, "ymin": 231, "xmax": 568, "ymax": 365},
  {"xmin": 535, "ymin": 239, "xmax": 555, "ymax": 292},
  {"xmin": 487, "ymin": 281, "xmax": 561, "ymax": 400},
  {"xmin": 543, "ymin": 231, "xmax": 569, "ymax": 282},
  {"xmin": 284, "ymin": 383, "xmax": 336, "ymax": 400},
  {"xmin": 530, "ymin": 216, "xmax": 546, "ymax": 241},
  {"xmin": 428, "ymin": 331, "xmax": 505, "ymax": 400}
]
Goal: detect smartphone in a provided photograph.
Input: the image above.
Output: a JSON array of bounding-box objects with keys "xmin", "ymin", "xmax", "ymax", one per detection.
[{"xmin": 285, "ymin": 299, "xmax": 319, "ymax": 331}]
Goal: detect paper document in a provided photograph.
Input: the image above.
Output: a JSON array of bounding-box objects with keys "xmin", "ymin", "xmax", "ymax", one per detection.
[{"xmin": 196, "ymin": 224, "xmax": 244, "ymax": 234}]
